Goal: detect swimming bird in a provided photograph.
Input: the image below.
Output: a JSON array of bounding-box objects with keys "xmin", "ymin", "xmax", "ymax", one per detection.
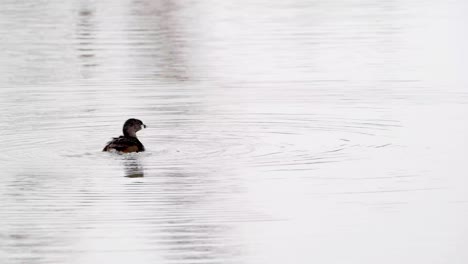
[{"xmin": 103, "ymin": 118, "xmax": 146, "ymax": 153}]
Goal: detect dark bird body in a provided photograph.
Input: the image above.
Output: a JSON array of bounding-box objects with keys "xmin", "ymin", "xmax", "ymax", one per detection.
[{"xmin": 103, "ymin": 119, "xmax": 146, "ymax": 153}]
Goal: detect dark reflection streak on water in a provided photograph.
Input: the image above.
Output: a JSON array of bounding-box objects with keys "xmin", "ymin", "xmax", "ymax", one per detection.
[
  {"xmin": 76, "ymin": 4, "xmax": 97, "ymax": 75},
  {"xmin": 2, "ymin": 174, "xmax": 77, "ymax": 264},
  {"xmin": 130, "ymin": 0, "xmax": 191, "ymax": 81},
  {"xmin": 124, "ymin": 171, "xmax": 239, "ymax": 263}
]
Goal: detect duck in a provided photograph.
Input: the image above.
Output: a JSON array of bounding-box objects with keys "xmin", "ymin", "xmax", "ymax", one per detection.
[{"xmin": 103, "ymin": 118, "xmax": 146, "ymax": 153}]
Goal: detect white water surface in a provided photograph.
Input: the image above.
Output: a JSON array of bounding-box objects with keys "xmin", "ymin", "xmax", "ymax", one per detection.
[{"xmin": 1, "ymin": 0, "xmax": 468, "ymax": 263}]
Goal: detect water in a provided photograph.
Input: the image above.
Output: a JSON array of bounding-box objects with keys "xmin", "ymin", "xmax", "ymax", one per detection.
[{"xmin": 1, "ymin": 0, "xmax": 468, "ymax": 263}]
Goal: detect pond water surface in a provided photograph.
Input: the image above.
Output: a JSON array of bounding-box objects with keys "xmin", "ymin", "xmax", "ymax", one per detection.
[{"xmin": 1, "ymin": 0, "xmax": 468, "ymax": 263}]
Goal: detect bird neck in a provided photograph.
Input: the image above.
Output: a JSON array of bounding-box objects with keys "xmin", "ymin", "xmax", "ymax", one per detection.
[{"xmin": 123, "ymin": 130, "xmax": 137, "ymax": 138}]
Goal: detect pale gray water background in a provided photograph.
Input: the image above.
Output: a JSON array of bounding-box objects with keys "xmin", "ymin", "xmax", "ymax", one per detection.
[{"xmin": 1, "ymin": 0, "xmax": 468, "ymax": 263}]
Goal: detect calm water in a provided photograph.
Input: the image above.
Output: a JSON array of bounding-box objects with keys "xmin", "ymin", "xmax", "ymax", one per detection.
[{"xmin": 1, "ymin": 0, "xmax": 468, "ymax": 263}]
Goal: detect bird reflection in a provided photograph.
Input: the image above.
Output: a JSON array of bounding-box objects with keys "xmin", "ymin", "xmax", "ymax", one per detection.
[{"xmin": 123, "ymin": 156, "xmax": 144, "ymax": 178}]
